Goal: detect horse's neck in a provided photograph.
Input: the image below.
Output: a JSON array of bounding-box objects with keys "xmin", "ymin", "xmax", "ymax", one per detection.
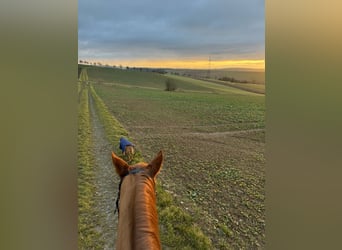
[{"xmin": 116, "ymin": 175, "xmax": 161, "ymax": 250}]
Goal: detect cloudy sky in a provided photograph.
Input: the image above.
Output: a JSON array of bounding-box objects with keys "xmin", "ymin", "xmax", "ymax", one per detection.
[{"xmin": 79, "ymin": 0, "xmax": 264, "ymax": 69}]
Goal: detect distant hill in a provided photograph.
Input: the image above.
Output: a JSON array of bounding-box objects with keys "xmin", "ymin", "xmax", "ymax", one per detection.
[
  {"xmin": 165, "ymin": 68, "xmax": 265, "ymax": 84},
  {"xmin": 78, "ymin": 64, "xmax": 264, "ymax": 95}
]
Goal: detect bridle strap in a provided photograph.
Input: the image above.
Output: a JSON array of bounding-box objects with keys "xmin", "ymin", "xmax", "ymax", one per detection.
[{"xmin": 114, "ymin": 177, "xmax": 125, "ymax": 217}]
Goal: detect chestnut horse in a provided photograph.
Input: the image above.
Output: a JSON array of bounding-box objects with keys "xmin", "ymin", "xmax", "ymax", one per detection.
[{"xmin": 112, "ymin": 150, "xmax": 163, "ymax": 250}]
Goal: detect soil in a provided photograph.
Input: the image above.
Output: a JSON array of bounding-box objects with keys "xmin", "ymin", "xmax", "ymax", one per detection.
[
  {"xmin": 88, "ymin": 91, "xmax": 265, "ymax": 249},
  {"xmin": 132, "ymin": 126, "xmax": 265, "ymax": 248}
]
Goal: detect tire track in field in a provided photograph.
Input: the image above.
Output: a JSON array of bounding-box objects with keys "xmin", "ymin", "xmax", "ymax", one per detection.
[
  {"xmin": 131, "ymin": 127, "xmax": 264, "ymax": 138},
  {"xmin": 89, "ymin": 93, "xmax": 119, "ymax": 250},
  {"xmin": 187, "ymin": 128, "xmax": 265, "ymax": 137}
]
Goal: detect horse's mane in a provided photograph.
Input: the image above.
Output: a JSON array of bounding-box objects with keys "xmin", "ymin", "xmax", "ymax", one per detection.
[
  {"xmin": 134, "ymin": 174, "xmax": 160, "ymax": 247},
  {"xmin": 117, "ymin": 172, "xmax": 161, "ymax": 249}
]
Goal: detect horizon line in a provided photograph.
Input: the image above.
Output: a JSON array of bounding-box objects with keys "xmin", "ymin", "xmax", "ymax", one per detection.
[
  {"xmin": 78, "ymin": 63, "xmax": 265, "ymax": 72},
  {"xmin": 78, "ymin": 59, "xmax": 265, "ymax": 71}
]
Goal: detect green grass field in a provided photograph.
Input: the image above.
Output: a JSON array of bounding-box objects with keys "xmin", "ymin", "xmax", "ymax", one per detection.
[
  {"xmin": 85, "ymin": 65, "xmax": 264, "ymax": 95},
  {"xmin": 80, "ymin": 65, "xmax": 265, "ymax": 249},
  {"xmin": 87, "ymin": 66, "xmax": 167, "ymax": 88}
]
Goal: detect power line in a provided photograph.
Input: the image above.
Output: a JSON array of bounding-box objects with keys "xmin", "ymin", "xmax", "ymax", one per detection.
[{"xmin": 207, "ymin": 56, "xmax": 211, "ymax": 78}]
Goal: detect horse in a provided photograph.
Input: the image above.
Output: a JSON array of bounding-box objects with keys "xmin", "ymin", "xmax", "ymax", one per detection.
[
  {"xmin": 119, "ymin": 137, "xmax": 135, "ymax": 162},
  {"xmin": 111, "ymin": 150, "xmax": 163, "ymax": 250}
]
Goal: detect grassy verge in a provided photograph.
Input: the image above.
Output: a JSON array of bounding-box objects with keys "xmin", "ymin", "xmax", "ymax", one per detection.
[
  {"xmin": 89, "ymin": 84, "xmax": 128, "ymax": 143},
  {"xmin": 157, "ymin": 184, "xmax": 212, "ymax": 249},
  {"xmin": 79, "ymin": 68, "xmax": 89, "ymax": 82},
  {"xmin": 90, "ymin": 84, "xmax": 212, "ymax": 249},
  {"xmin": 78, "ymin": 83, "xmax": 103, "ymax": 249}
]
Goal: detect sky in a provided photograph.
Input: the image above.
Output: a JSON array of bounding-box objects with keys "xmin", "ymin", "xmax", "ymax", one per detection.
[{"xmin": 78, "ymin": 0, "xmax": 264, "ymax": 70}]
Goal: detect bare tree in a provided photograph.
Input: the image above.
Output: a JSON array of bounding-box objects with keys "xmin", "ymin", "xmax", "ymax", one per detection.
[{"xmin": 165, "ymin": 79, "xmax": 177, "ymax": 91}]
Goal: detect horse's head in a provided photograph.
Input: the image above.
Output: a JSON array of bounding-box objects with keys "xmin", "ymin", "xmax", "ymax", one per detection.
[
  {"xmin": 111, "ymin": 150, "xmax": 163, "ymax": 180},
  {"xmin": 111, "ymin": 150, "xmax": 163, "ymax": 249}
]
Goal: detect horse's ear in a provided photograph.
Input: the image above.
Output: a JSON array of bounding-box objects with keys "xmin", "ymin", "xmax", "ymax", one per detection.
[
  {"xmin": 112, "ymin": 152, "xmax": 129, "ymax": 177},
  {"xmin": 148, "ymin": 150, "xmax": 163, "ymax": 178}
]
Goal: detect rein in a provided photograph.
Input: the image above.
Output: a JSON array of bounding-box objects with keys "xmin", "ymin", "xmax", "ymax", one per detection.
[{"xmin": 114, "ymin": 168, "xmax": 146, "ymax": 217}]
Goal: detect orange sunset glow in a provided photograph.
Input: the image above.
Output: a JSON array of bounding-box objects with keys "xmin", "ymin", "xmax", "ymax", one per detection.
[{"xmin": 100, "ymin": 59, "xmax": 265, "ymax": 70}]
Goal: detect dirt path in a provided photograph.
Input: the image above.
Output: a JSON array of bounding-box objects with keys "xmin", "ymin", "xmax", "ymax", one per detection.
[{"xmin": 89, "ymin": 93, "xmax": 119, "ymax": 249}]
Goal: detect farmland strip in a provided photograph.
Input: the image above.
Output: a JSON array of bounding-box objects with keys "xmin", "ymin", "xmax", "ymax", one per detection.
[{"xmin": 89, "ymin": 84, "xmax": 212, "ymax": 249}]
